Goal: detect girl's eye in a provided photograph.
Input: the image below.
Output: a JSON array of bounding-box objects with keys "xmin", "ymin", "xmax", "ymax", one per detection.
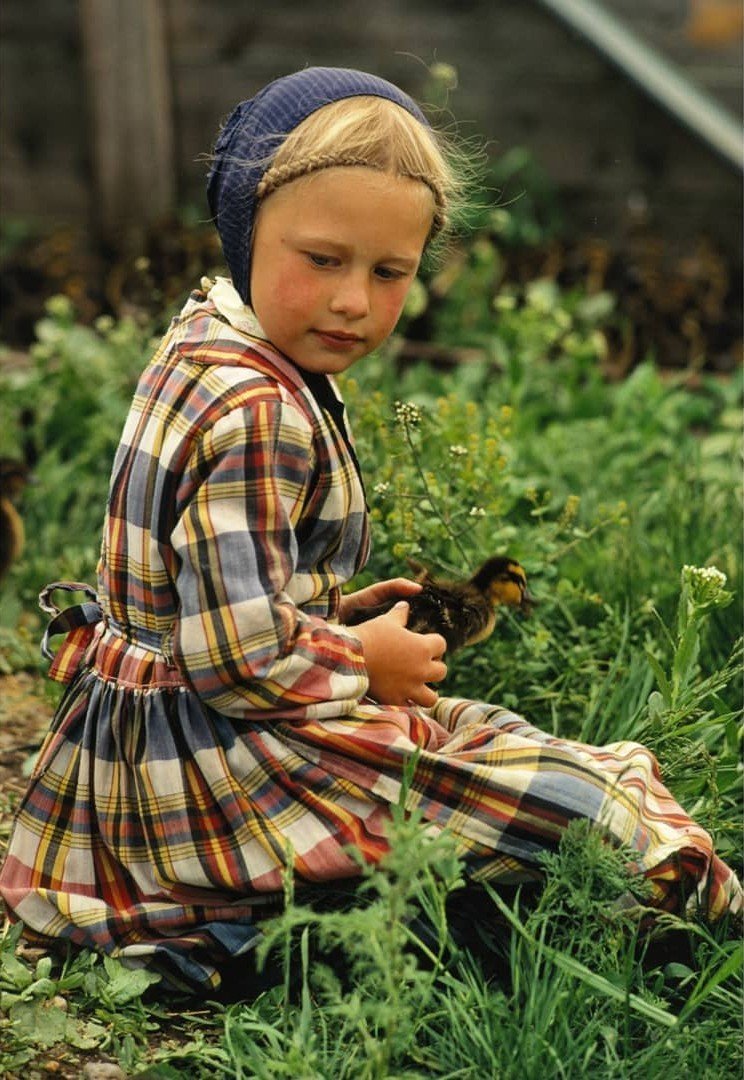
[
  {"xmin": 374, "ymin": 266, "xmax": 406, "ymax": 282},
  {"xmin": 306, "ymin": 253, "xmax": 337, "ymax": 268}
]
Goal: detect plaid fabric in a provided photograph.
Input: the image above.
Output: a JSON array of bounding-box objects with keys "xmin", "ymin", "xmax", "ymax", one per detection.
[{"xmin": 1, "ymin": 288, "xmax": 740, "ymax": 989}]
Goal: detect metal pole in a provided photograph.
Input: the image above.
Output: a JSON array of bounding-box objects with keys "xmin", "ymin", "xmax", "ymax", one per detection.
[{"xmin": 536, "ymin": 0, "xmax": 743, "ymax": 172}]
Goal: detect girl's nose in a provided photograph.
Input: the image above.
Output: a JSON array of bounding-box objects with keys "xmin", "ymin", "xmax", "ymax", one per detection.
[{"xmin": 328, "ymin": 273, "xmax": 370, "ymax": 319}]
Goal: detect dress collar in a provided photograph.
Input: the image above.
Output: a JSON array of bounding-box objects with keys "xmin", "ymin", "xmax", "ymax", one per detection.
[{"xmin": 202, "ymin": 276, "xmax": 269, "ymax": 340}]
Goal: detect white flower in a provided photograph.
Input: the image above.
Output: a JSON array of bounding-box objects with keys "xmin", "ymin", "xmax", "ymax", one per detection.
[
  {"xmin": 448, "ymin": 444, "xmax": 468, "ymax": 456},
  {"xmin": 493, "ymin": 292, "xmax": 516, "ymax": 311},
  {"xmin": 682, "ymin": 564, "xmax": 727, "ymax": 588},
  {"xmin": 393, "ymin": 400, "xmax": 422, "ymax": 426},
  {"xmin": 682, "ymin": 564, "xmax": 729, "ymax": 608},
  {"xmin": 45, "ymin": 295, "xmax": 74, "ymax": 320},
  {"xmin": 373, "ymin": 482, "xmax": 390, "ymax": 496},
  {"xmin": 468, "ymin": 506, "xmax": 486, "ymax": 518}
]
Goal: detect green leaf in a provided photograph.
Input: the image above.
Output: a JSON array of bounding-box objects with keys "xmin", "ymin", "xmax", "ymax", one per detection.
[
  {"xmin": 672, "ymin": 621, "xmax": 700, "ymax": 696},
  {"xmin": 0, "ymin": 953, "xmax": 34, "ymax": 993},
  {"xmin": 9, "ymin": 999, "xmax": 68, "ymax": 1046},
  {"xmin": 65, "ymin": 1017, "xmax": 110, "ymax": 1050},
  {"xmin": 645, "ymin": 651, "xmax": 672, "ymax": 708},
  {"xmin": 679, "ymin": 941, "xmax": 744, "ymax": 1020},
  {"xmin": 664, "ymin": 962, "xmax": 695, "ymax": 982},
  {"xmin": 101, "ymin": 955, "xmax": 161, "ymax": 1005},
  {"xmin": 484, "ymin": 884, "xmax": 678, "ymax": 1029},
  {"xmin": 131, "ymin": 1067, "xmax": 188, "ymax": 1080}
]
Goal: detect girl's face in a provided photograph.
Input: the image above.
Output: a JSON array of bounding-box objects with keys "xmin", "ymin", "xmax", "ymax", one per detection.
[{"xmin": 249, "ymin": 167, "xmax": 434, "ymax": 374}]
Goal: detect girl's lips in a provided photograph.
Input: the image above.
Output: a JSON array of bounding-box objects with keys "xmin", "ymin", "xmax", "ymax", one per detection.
[{"xmin": 313, "ymin": 330, "xmax": 364, "ymax": 350}]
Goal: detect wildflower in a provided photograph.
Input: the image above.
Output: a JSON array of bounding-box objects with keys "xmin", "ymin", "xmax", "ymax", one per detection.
[
  {"xmin": 448, "ymin": 444, "xmax": 468, "ymax": 457},
  {"xmin": 393, "ymin": 400, "xmax": 422, "ymax": 426},
  {"xmin": 493, "ymin": 292, "xmax": 517, "ymax": 312},
  {"xmin": 468, "ymin": 506, "xmax": 486, "ymax": 518},
  {"xmin": 373, "ymin": 482, "xmax": 390, "ymax": 496},
  {"xmin": 525, "ymin": 279, "xmax": 558, "ymax": 315},
  {"xmin": 429, "ymin": 61, "xmax": 458, "ymax": 90},
  {"xmin": 490, "ymin": 210, "xmax": 513, "ymax": 237},
  {"xmin": 45, "ymin": 295, "xmax": 74, "ymax": 320},
  {"xmin": 682, "ymin": 564, "xmax": 731, "ymax": 609},
  {"xmin": 591, "ymin": 329, "xmax": 608, "ymax": 358},
  {"xmin": 560, "ymin": 494, "xmax": 581, "ymax": 526}
]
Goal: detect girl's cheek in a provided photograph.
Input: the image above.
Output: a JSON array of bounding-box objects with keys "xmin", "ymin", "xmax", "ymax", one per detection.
[
  {"xmin": 273, "ymin": 269, "xmax": 320, "ymax": 313},
  {"xmin": 385, "ymin": 283, "xmax": 415, "ymax": 329}
]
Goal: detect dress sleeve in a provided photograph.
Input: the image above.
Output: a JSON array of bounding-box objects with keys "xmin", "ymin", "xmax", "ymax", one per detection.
[{"xmin": 169, "ymin": 397, "xmax": 369, "ymax": 718}]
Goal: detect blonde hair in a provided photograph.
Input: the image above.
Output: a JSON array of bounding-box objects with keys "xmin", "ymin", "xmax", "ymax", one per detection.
[{"xmin": 255, "ymin": 96, "xmax": 463, "ymax": 243}]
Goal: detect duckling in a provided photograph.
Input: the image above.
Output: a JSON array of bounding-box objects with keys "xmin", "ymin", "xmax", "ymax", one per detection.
[
  {"xmin": 346, "ymin": 556, "xmax": 532, "ymax": 654},
  {"xmin": 0, "ymin": 459, "xmax": 31, "ymax": 581}
]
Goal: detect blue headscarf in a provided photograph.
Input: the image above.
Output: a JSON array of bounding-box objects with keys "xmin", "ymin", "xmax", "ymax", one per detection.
[{"xmin": 206, "ymin": 67, "xmax": 429, "ymax": 303}]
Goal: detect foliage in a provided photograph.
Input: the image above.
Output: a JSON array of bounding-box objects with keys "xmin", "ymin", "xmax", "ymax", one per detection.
[
  {"xmin": 0, "ymin": 219, "xmax": 741, "ymax": 1072},
  {"xmin": 340, "ymin": 345, "xmax": 742, "ymax": 881},
  {"xmin": 4, "ymin": 782, "xmax": 739, "ymax": 1078},
  {"xmin": 0, "ymin": 297, "xmax": 156, "ymax": 621},
  {"xmin": 0, "ymin": 921, "xmax": 164, "ymax": 1073}
]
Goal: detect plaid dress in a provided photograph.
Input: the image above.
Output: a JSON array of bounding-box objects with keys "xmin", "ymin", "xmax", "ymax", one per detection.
[{"xmin": 1, "ymin": 283, "xmax": 740, "ymax": 989}]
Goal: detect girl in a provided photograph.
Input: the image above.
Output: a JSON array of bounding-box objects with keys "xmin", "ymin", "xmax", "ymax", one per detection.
[{"xmin": 0, "ymin": 67, "xmax": 739, "ymax": 992}]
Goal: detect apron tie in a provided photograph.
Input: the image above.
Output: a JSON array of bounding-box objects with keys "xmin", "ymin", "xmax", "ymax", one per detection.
[{"xmin": 39, "ymin": 581, "xmax": 103, "ymax": 682}]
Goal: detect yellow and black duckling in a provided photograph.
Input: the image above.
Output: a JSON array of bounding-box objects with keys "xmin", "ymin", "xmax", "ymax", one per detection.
[
  {"xmin": 346, "ymin": 556, "xmax": 532, "ymax": 654},
  {"xmin": 0, "ymin": 458, "xmax": 31, "ymax": 581}
]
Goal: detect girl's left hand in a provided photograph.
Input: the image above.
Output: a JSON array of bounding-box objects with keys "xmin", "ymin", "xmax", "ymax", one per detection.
[{"xmin": 338, "ymin": 578, "xmax": 421, "ymax": 624}]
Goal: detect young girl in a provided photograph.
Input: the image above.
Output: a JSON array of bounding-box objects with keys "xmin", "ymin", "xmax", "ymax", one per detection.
[{"xmin": 1, "ymin": 67, "xmax": 740, "ymax": 991}]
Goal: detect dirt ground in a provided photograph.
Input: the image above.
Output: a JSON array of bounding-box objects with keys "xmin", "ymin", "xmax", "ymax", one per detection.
[
  {"xmin": 0, "ymin": 672, "xmax": 52, "ymax": 809},
  {"xmin": 0, "ymin": 671, "xmax": 53, "ymax": 923}
]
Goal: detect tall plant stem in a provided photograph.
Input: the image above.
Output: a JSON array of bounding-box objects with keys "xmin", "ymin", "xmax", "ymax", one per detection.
[{"xmin": 402, "ymin": 420, "xmax": 471, "ymax": 566}]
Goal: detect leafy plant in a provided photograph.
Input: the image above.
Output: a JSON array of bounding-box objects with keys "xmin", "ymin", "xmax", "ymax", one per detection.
[
  {"xmin": 0, "ymin": 296, "xmax": 156, "ymax": 618},
  {"xmin": 0, "ymin": 921, "xmax": 163, "ymax": 1072},
  {"xmin": 0, "ymin": 210, "xmax": 741, "ymax": 1073}
]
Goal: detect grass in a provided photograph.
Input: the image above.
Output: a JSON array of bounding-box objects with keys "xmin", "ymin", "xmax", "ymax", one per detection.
[{"xmin": 0, "ymin": 244, "xmax": 742, "ymax": 1075}]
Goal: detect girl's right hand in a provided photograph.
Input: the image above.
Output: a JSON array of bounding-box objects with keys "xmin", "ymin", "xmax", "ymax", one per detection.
[{"xmin": 351, "ymin": 601, "xmax": 447, "ymax": 708}]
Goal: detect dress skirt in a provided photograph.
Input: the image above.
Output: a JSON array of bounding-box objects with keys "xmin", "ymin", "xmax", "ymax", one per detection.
[{"xmin": 1, "ymin": 624, "xmax": 740, "ymax": 991}]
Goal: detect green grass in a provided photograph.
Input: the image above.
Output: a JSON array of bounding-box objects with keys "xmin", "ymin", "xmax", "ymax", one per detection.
[{"xmin": 0, "ymin": 259, "xmax": 742, "ymax": 1075}]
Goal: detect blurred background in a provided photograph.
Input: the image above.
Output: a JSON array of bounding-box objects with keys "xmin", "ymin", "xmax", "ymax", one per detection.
[{"xmin": 1, "ymin": 0, "xmax": 742, "ymax": 370}]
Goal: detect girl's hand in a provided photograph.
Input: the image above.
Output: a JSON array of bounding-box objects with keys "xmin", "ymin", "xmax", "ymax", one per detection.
[
  {"xmin": 338, "ymin": 578, "xmax": 421, "ymax": 624},
  {"xmin": 351, "ymin": 601, "xmax": 447, "ymax": 708}
]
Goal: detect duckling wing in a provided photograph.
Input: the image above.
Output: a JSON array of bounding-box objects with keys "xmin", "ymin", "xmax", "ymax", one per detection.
[
  {"xmin": 406, "ymin": 587, "xmax": 492, "ymax": 653},
  {"xmin": 343, "ymin": 586, "xmax": 493, "ymax": 654},
  {"xmin": 343, "ymin": 599, "xmax": 399, "ymax": 626}
]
